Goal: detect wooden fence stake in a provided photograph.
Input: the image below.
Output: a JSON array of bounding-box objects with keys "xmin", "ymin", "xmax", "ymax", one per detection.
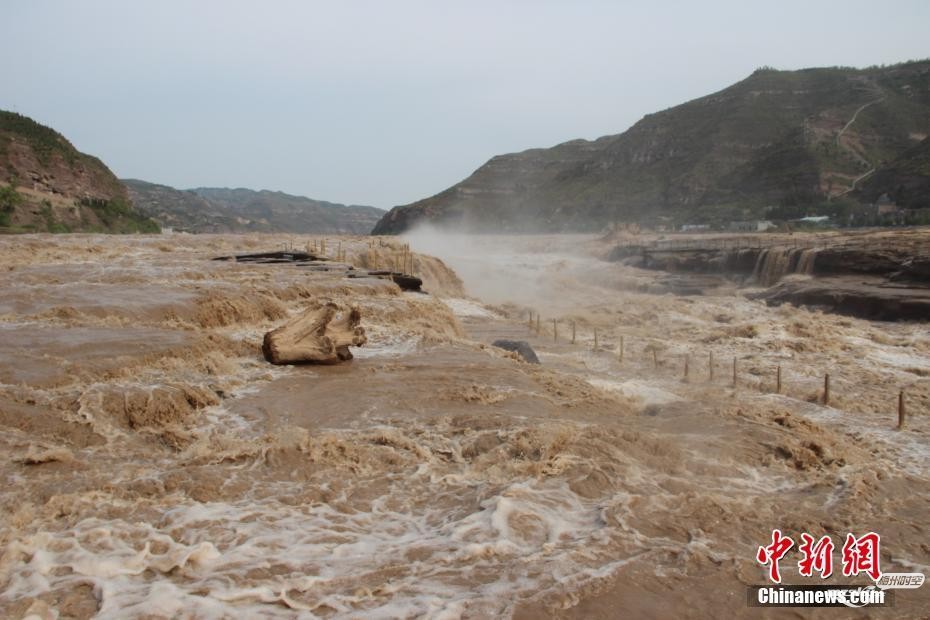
[
  {"xmin": 619, "ymin": 335, "xmax": 624, "ymax": 362},
  {"xmin": 528, "ymin": 311, "xmax": 533, "ymax": 330},
  {"xmin": 553, "ymin": 319, "xmax": 558, "ymax": 342},
  {"xmin": 732, "ymin": 356, "xmax": 738, "ymax": 387},
  {"xmin": 776, "ymin": 365, "xmax": 782, "ymax": 394},
  {"xmin": 823, "ymin": 373, "xmax": 830, "ymax": 406},
  {"xmin": 536, "ymin": 314, "xmax": 540, "ymax": 335},
  {"xmin": 683, "ymin": 354, "xmax": 690, "ymax": 382},
  {"xmin": 653, "ymin": 349, "xmax": 658, "ymax": 370},
  {"xmin": 898, "ymin": 390, "xmax": 906, "ymax": 430},
  {"xmin": 708, "ymin": 351, "xmax": 714, "ymax": 381},
  {"xmin": 593, "ymin": 328, "xmax": 598, "ymax": 351},
  {"xmin": 571, "ymin": 321, "xmax": 576, "ymax": 344}
]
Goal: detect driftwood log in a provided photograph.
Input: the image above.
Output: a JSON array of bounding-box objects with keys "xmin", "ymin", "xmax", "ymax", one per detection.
[{"xmin": 262, "ymin": 303, "xmax": 367, "ymax": 365}]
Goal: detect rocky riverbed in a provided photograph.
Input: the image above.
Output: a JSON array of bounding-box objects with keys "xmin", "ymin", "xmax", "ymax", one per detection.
[{"xmin": 608, "ymin": 228, "xmax": 930, "ymax": 320}]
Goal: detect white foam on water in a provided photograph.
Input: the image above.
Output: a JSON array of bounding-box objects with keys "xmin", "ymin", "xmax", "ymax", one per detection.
[
  {"xmin": 753, "ymin": 393, "xmax": 930, "ymax": 478},
  {"xmin": 857, "ymin": 426, "xmax": 930, "ymax": 477},
  {"xmin": 1, "ymin": 476, "xmax": 620, "ymax": 618},
  {"xmin": 352, "ymin": 330, "xmax": 421, "ymax": 359},
  {"xmin": 442, "ymin": 298, "xmax": 501, "ymax": 320},
  {"xmin": 869, "ymin": 349, "xmax": 930, "ymax": 371},
  {"xmin": 587, "ymin": 377, "xmax": 682, "ymax": 406}
]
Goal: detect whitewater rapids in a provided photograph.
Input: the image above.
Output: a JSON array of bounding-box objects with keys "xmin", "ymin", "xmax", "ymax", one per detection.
[{"xmin": 0, "ymin": 232, "xmax": 928, "ymax": 618}]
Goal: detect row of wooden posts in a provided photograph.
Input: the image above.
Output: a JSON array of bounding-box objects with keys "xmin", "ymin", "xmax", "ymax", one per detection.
[
  {"xmin": 282, "ymin": 238, "xmax": 344, "ymax": 262},
  {"xmin": 280, "ymin": 238, "xmax": 415, "ymax": 274},
  {"xmin": 527, "ymin": 310, "xmax": 910, "ymax": 431},
  {"xmin": 307, "ymin": 239, "xmax": 348, "ymax": 262},
  {"xmin": 284, "ymin": 239, "xmax": 415, "ymax": 273},
  {"xmin": 366, "ymin": 242, "xmax": 413, "ymax": 274}
]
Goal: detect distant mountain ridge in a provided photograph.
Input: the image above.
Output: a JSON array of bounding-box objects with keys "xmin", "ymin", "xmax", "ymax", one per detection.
[
  {"xmin": 373, "ymin": 60, "xmax": 930, "ymax": 234},
  {"xmin": 124, "ymin": 181, "xmax": 384, "ymax": 234},
  {"xmin": 1, "ymin": 110, "xmax": 158, "ymax": 233}
]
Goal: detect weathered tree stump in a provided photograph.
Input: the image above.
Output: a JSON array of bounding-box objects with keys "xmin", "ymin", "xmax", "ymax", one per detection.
[{"xmin": 262, "ymin": 303, "xmax": 366, "ymax": 365}]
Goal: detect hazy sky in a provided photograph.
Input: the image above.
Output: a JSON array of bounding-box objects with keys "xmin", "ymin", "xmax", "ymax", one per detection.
[{"xmin": 2, "ymin": 1, "xmax": 928, "ymax": 208}]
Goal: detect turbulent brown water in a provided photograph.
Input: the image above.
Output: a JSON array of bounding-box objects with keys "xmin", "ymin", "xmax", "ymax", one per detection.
[
  {"xmin": 753, "ymin": 247, "xmax": 819, "ymax": 286},
  {"xmin": 0, "ymin": 232, "xmax": 928, "ymax": 618}
]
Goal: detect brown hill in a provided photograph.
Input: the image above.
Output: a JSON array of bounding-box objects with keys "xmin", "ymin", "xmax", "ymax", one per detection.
[
  {"xmin": 0, "ymin": 111, "xmax": 158, "ymax": 233},
  {"xmin": 373, "ymin": 60, "xmax": 930, "ymax": 234},
  {"xmin": 124, "ymin": 181, "xmax": 384, "ymax": 234},
  {"xmin": 855, "ymin": 136, "xmax": 930, "ymax": 209}
]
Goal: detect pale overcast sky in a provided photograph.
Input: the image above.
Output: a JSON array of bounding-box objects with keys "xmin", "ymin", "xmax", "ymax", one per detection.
[{"xmin": 2, "ymin": 1, "xmax": 928, "ymax": 208}]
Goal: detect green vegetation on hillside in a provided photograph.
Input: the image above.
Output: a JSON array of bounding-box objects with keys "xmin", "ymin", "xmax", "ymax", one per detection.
[
  {"xmin": 856, "ymin": 137, "xmax": 930, "ymax": 210},
  {"xmin": 0, "ymin": 184, "xmax": 23, "ymax": 227},
  {"xmin": 79, "ymin": 197, "xmax": 161, "ymax": 234},
  {"xmin": 0, "ymin": 110, "xmax": 79, "ymax": 166},
  {"xmin": 0, "ymin": 110, "xmax": 159, "ymax": 234}
]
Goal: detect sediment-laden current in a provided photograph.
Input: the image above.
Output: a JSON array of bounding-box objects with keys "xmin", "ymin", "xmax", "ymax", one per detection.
[{"xmin": 0, "ymin": 233, "xmax": 928, "ymax": 618}]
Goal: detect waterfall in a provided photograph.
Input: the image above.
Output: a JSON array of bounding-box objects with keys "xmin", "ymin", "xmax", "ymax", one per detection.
[
  {"xmin": 795, "ymin": 248, "xmax": 817, "ymax": 275},
  {"xmin": 752, "ymin": 247, "xmax": 819, "ymax": 286},
  {"xmin": 754, "ymin": 248, "xmax": 789, "ymax": 286}
]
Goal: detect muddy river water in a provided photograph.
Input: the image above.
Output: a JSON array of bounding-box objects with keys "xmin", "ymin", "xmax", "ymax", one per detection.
[{"xmin": 0, "ymin": 232, "xmax": 927, "ymax": 618}]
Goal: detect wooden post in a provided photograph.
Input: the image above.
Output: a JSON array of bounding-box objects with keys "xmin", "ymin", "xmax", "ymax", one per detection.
[
  {"xmin": 708, "ymin": 351, "xmax": 714, "ymax": 381},
  {"xmin": 683, "ymin": 354, "xmax": 690, "ymax": 382},
  {"xmin": 823, "ymin": 373, "xmax": 830, "ymax": 406},
  {"xmin": 528, "ymin": 311, "xmax": 533, "ymax": 330},
  {"xmin": 571, "ymin": 321, "xmax": 576, "ymax": 344},
  {"xmin": 776, "ymin": 365, "xmax": 782, "ymax": 394},
  {"xmin": 898, "ymin": 390, "xmax": 906, "ymax": 429},
  {"xmin": 732, "ymin": 356, "xmax": 738, "ymax": 387},
  {"xmin": 653, "ymin": 349, "xmax": 658, "ymax": 370},
  {"xmin": 619, "ymin": 335, "xmax": 624, "ymax": 362},
  {"xmin": 593, "ymin": 329, "xmax": 598, "ymax": 351},
  {"xmin": 553, "ymin": 319, "xmax": 558, "ymax": 342},
  {"xmin": 536, "ymin": 314, "xmax": 540, "ymax": 335}
]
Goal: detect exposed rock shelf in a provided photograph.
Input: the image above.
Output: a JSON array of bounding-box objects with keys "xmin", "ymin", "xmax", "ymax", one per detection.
[
  {"xmin": 612, "ymin": 242, "xmax": 930, "ymax": 287},
  {"xmin": 608, "ymin": 231, "xmax": 930, "ymax": 321},
  {"xmin": 752, "ymin": 277, "xmax": 930, "ymax": 322}
]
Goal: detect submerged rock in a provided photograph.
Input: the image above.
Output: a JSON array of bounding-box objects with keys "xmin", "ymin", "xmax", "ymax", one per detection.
[{"xmin": 492, "ymin": 339, "xmax": 540, "ymax": 364}]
